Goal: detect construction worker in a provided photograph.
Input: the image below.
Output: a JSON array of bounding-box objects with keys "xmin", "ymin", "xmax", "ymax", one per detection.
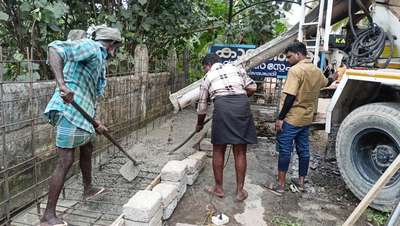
[
  {"xmin": 196, "ymin": 53, "xmax": 257, "ymax": 201},
  {"xmin": 40, "ymin": 26, "xmax": 122, "ymax": 226},
  {"xmin": 265, "ymin": 42, "xmax": 337, "ymax": 195}
]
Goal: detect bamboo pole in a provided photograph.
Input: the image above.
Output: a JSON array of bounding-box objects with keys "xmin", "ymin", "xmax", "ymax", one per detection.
[{"xmin": 343, "ymin": 154, "xmax": 400, "ymax": 226}]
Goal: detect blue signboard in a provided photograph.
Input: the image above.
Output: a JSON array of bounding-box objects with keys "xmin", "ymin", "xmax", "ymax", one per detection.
[{"xmin": 209, "ymin": 44, "xmax": 289, "ymax": 79}]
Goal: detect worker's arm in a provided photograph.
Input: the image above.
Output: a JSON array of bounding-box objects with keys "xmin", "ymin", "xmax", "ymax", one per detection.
[
  {"xmin": 278, "ymin": 94, "xmax": 296, "ymax": 120},
  {"xmin": 48, "ymin": 47, "xmax": 74, "ymax": 103},
  {"xmin": 196, "ymin": 76, "xmax": 211, "ymax": 132},
  {"xmin": 275, "ymin": 94, "xmax": 295, "ymax": 132},
  {"xmin": 323, "ymin": 72, "xmax": 339, "ymax": 87},
  {"xmin": 238, "ymin": 66, "xmax": 257, "ymax": 97},
  {"xmin": 276, "ymin": 68, "xmax": 300, "ymax": 132},
  {"xmin": 326, "ymin": 77, "xmax": 336, "ymax": 87},
  {"xmin": 196, "ymin": 114, "xmax": 206, "ymax": 132},
  {"xmin": 245, "ymin": 82, "xmax": 257, "ymax": 97}
]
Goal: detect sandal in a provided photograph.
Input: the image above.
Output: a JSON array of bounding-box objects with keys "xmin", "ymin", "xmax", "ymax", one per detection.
[
  {"xmin": 290, "ymin": 178, "xmax": 305, "ymax": 192},
  {"xmin": 263, "ymin": 183, "xmax": 284, "ymax": 196},
  {"xmin": 83, "ymin": 187, "xmax": 109, "ymax": 201}
]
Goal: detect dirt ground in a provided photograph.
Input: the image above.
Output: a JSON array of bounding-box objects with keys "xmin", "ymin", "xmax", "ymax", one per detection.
[
  {"xmin": 11, "ymin": 105, "xmax": 383, "ymax": 226},
  {"xmin": 167, "ymin": 129, "xmax": 373, "ymax": 226}
]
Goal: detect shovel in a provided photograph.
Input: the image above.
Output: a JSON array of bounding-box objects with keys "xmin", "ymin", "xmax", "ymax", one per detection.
[{"xmin": 70, "ymin": 100, "xmax": 140, "ymax": 181}]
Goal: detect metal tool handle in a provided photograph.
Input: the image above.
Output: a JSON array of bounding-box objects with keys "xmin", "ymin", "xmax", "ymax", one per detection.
[{"xmin": 70, "ymin": 101, "xmax": 138, "ymax": 165}]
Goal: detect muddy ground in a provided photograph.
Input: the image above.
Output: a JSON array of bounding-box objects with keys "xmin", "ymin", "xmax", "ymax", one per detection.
[
  {"xmin": 11, "ymin": 105, "xmax": 386, "ymax": 226},
  {"xmin": 167, "ymin": 127, "xmax": 378, "ymax": 226}
]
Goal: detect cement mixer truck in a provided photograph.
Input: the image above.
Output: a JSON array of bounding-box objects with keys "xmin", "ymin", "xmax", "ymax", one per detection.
[{"xmin": 170, "ymin": 0, "xmax": 400, "ymax": 211}]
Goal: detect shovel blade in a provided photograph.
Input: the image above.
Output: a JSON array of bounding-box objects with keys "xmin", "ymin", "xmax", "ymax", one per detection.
[{"xmin": 119, "ymin": 161, "xmax": 140, "ymax": 182}]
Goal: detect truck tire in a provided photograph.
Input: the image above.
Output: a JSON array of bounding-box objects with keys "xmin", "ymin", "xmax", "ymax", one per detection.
[{"xmin": 336, "ymin": 102, "xmax": 400, "ymax": 211}]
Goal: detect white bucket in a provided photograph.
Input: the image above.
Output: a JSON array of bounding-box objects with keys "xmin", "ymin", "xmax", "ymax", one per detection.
[{"xmin": 169, "ymin": 79, "xmax": 202, "ymax": 113}]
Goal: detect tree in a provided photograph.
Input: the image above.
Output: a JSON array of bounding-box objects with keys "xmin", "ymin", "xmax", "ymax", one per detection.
[{"xmin": 0, "ymin": 0, "xmax": 292, "ymax": 80}]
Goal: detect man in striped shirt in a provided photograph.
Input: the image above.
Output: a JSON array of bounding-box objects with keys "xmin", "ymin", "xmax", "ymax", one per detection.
[
  {"xmin": 197, "ymin": 53, "xmax": 257, "ymax": 201},
  {"xmin": 41, "ymin": 26, "xmax": 122, "ymax": 226}
]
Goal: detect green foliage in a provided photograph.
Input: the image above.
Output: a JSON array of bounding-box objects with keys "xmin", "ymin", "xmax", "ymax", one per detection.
[
  {"xmin": 272, "ymin": 216, "xmax": 302, "ymax": 226},
  {"xmin": 0, "ymin": 0, "xmax": 292, "ymax": 80},
  {"xmin": 366, "ymin": 208, "xmax": 390, "ymax": 226}
]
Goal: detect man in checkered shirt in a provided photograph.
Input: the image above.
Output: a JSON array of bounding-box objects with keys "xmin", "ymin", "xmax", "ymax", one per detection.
[
  {"xmin": 197, "ymin": 53, "xmax": 257, "ymax": 201},
  {"xmin": 41, "ymin": 26, "xmax": 122, "ymax": 226}
]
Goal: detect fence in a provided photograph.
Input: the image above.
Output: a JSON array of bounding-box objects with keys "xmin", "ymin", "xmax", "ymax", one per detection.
[{"xmin": 0, "ymin": 44, "xmax": 187, "ymax": 225}]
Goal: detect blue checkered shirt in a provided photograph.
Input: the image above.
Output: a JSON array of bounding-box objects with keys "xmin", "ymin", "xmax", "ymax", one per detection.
[{"xmin": 44, "ymin": 39, "xmax": 108, "ymax": 133}]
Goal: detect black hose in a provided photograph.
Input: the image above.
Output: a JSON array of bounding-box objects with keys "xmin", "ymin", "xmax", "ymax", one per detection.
[
  {"xmin": 348, "ymin": 0, "xmax": 394, "ymax": 68},
  {"xmin": 348, "ymin": 0, "xmax": 358, "ymax": 38}
]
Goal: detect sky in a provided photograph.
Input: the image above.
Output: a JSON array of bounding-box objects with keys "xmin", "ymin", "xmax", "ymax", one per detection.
[{"xmin": 285, "ymin": 3, "xmax": 302, "ymax": 26}]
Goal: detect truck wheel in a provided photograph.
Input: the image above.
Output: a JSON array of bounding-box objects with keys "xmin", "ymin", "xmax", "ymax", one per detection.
[{"xmin": 336, "ymin": 102, "xmax": 400, "ymax": 211}]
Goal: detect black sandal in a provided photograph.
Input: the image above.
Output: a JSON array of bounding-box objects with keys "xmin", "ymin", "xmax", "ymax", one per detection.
[{"xmin": 263, "ymin": 183, "xmax": 284, "ymax": 196}]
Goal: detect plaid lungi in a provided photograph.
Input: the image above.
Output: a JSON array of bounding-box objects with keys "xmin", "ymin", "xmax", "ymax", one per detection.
[{"xmin": 49, "ymin": 111, "xmax": 95, "ymax": 149}]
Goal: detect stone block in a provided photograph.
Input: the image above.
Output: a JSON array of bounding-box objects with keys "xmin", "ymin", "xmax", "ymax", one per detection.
[
  {"xmin": 177, "ymin": 183, "xmax": 187, "ymax": 201},
  {"xmin": 123, "ymin": 190, "xmax": 161, "ymax": 222},
  {"xmin": 163, "ymin": 198, "xmax": 177, "ymax": 220},
  {"xmin": 188, "ymin": 151, "xmax": 207, "ymax": 167},
  {"xmin": 152, "ymin": 183, "xmax": 177, "ymax": 206},
  {"xmin": 199, "ymin": 138, "xmax": 212, "ymax": 151},
  {"xmin": 187, "ymin": 171, "xmax": 200, "ymax": 186},
  {"xmin": 181, "ymin": 158, "xmax": 201, "ymax": 174},
  {"xmin": 165, "ymin": 178, "xmax": 187, "ymax": 201},
  {"xmin": 161, "ymin": 160, "xmax": 187, "ymax": 182},
  {"xmin": 125, "ymin": 208, "xmax": 162, "ymax": 226}
]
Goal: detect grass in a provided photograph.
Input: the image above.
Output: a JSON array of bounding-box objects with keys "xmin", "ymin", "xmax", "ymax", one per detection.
[
  {"xmin": 366, "ymin": 208, "xmax": 391, "ymax": 226},
  {"xmin": 271, "ymin": 216, "xmax": 302, "ymax": 226}
]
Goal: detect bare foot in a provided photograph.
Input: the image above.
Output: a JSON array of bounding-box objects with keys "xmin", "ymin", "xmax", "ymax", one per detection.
[
  {"xmin": 83, "ymin": 187, "xmax": 109, "ymax": 200},
  {"xmin": 236, "ymin": 189, "xmax": 248, "ymax": 201},
  {"xmin": 204, "ymin": 186, "xmax": 224, "ymax": 198},
  {"xmin": 40, "ymin": 215, "xmax": 67, "ymax": 226}
]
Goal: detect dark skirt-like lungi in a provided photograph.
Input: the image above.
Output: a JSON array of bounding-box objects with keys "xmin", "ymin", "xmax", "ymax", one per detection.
[{"xmin": 212, "ymin": 94, "xmax": 257, "ymax": 144}]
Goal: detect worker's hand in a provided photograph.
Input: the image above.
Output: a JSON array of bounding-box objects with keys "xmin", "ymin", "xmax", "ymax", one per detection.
[
  {"xmin": 195, "ymin": 123, "xmax": 204, "ymax": 133},
  {"xmin": 94, "ymin": 119, "xmax": 108, "ymax": 134},
  {"xmin": 330, "ymin": 71, "xmax": 339, "ymax": 81},
  {"xmin": 60, "ymin": 85, "xmax": 74, "ymax": 104},
  {"xmin": 275, "ymin": 120, "xmax": 284, "ymax": 133}
]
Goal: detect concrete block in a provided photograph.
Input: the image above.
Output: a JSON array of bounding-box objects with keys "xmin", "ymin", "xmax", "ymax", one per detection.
[
  {"xmin": 206, "ymin": 128, "xmax": 212, "ymax": 138},
  {"xmin": 188, "ymin": 151, "xmax": 207, "ymax": 166},
  {"xmin": 163, "ymin": 198, "xmax": 177, "ymax": 220},
  {"xmin": 199, "ymin": 138, "xmax": 212, "ymax": 151},
  {"xmin": 165, "ymin": 178, "xmax": 187, "ymax": 201},
  {"xmin": 125, "ymin": 208, "xmax": 162, "ymax": 226},
  {"xmin": 187, "ymin": 171, "xmax": 200, "ymax": 186},
  {"xmin": 152, "ymin": 183, "xmax": 178, "ymax": 206},
  {"xmin": 177, "ymin": 183, "xmax": 187, "ymax": 201},
  {"xmin": 123, "ymin": 190, "xmax": 161, "ymax": 222},
  {"xmin": 181, "ymin": 158, "xmax": 201, "ymax": 174},
  {"xmin": 161, "ymin": 160, "xmax": 187, "ymax": 182}
]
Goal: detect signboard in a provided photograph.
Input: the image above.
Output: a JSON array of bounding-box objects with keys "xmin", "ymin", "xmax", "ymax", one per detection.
[{"xmin": 209, "ymin": 44, "xmax": 289, "ymax": 79}]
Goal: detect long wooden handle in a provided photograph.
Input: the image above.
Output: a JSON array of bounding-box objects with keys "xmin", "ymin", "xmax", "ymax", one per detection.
[
  {"xmin": 168, "ymin": 117, "xmax": 212, "ymax": 155},
  {"xmin": 343, "ymin": 154, "xmax": 400, "ymax": 226},
  {"xmin": 71, "ymin": 101, "xmax": 138, "ymax": 165}
]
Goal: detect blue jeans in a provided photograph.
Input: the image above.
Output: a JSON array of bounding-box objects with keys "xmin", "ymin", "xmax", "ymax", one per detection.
[{"xmin": 277, "ymin": 121, "xmax": 310, "ymax": 177}]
